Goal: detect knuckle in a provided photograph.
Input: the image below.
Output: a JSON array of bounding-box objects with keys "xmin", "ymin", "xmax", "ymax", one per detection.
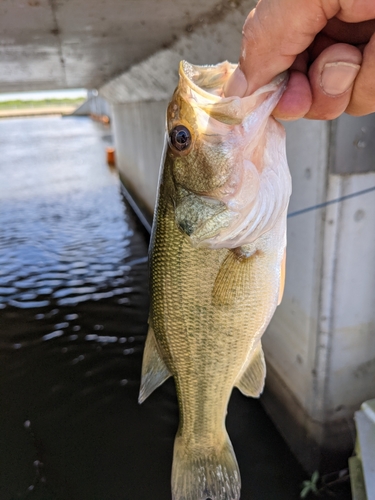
[{"xmin": 242, "ymin": 9, "xmax": 256, "ymax": 40}]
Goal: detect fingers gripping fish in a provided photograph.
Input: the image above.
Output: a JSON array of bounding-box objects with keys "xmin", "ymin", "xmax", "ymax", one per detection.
[{"xmin": 139, "ymin": 61, "xmax": 292, "ymax": 500}]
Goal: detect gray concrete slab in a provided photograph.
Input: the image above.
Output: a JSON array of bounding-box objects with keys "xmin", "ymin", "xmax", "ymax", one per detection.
[{"xmin": 0, "ymin": 0, "xmax": 242, "ymax": 92}]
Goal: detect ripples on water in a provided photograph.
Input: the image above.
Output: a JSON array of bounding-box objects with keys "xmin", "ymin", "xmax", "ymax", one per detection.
[
  {"xmin": 0, "ymin": 117, "xmax": 144, "ymax": 312},
  {"xmin": 0, "ymin": 116, "xmax": 310, "ymax": 500}
]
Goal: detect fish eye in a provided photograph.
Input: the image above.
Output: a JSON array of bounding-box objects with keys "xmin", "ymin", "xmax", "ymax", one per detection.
[{"xmin": 169, "ymin": 125, "xmax": 192, "ymax": 153}]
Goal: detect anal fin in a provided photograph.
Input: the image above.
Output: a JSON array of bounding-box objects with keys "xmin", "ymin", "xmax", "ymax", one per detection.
[
  {"xmin": 235, "ymin": 342, "xmax": 266, "ymax": 398},
  {"xmin": 138, "ymin": 321, "xmax": 171, "ymax": 404}
]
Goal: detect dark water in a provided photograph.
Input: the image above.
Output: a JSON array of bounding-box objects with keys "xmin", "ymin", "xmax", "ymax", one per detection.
[{"xmin": 0, "ymin": 116, "xmax": 349, "ymax": 500}]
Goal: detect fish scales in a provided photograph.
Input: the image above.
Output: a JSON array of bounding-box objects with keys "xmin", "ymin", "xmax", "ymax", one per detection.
[
  {"xmin": 139, "ymin": 61, "xmax": 291, "ymax": 500},
  {"xmin": 152, "ymin": 173, "xmax": 281, "ymax": 432}
]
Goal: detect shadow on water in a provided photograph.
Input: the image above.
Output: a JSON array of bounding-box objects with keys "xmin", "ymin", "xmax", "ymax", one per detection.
[{"xmin": 0, "ymin": 116, "xmax": 350, "ymax": 500}]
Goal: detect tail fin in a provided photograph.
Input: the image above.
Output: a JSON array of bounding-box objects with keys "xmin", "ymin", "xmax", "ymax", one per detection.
[{"xmin": 171, "ymin": 433, "xmax": 241, "ymax": 500}]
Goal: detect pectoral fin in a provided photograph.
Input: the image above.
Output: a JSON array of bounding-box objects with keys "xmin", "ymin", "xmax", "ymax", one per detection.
[
  {"xmin": 212, "ymin": 247, "xmax": 258, "ymax": 306},
  {"xmin": 138, "ymin": 321, "xmax": 171, "ymax": 404},
  {"xmin": 235, "ymin": 342, "xmax": 266, "ymax": 398}
]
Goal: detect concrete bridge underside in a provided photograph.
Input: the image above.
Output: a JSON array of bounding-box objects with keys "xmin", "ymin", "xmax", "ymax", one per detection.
[{"xmin": 0, "ymin": 0, "xmax": 233, "ymax": 92}]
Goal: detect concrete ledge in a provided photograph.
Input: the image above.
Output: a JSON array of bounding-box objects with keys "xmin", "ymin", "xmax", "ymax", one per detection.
[
  {"xmin": 262, "ymin": 361, "xmax": 355, "ymax": 473},
  {"xmin": 349, "ymin": 456, "xmax": 368, "ymax": 500},
  {"xmin": 119, "ymin": 176, "xmax": 153, "ymax": 234},
  {"xmin": 354, "ymin": 400, "xmax": 375, "ymax": 500}
]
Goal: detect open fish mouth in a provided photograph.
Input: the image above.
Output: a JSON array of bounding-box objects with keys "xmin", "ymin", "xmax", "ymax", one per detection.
[{"xmin": 180, "ymin": 60, "xmax": 237, "ymax": 98}]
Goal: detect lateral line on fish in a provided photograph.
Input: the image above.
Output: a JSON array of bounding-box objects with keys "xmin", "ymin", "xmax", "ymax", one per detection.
[{"xmin": 288, "ymin": 185, "xmax": 375, "ymax": 218}]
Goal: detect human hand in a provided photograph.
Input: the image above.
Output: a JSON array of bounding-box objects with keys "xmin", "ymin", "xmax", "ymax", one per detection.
[{"xmin": 224, "ymin": 0, "xmax": 375, "ymax": 120}]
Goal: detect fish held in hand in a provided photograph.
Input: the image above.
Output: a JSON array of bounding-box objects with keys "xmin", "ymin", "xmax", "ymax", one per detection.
[{"xmin": 139, "ymin": 61, "xmax": 292, "ymax": 500}]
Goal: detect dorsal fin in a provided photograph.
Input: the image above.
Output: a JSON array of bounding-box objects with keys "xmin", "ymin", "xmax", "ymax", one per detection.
[
  {"xmin": 235, "ymin": 341, "xmax": 266, "ymax": 398},
  {"xmin": 138, "ymin": 320, "xmax": 171, "ymax": 404}
]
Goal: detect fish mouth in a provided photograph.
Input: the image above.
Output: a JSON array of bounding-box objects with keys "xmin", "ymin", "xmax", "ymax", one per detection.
[
  {"xmin": 178, "ymin": 60, "xmax": 288, "ymax": 126},
  {"xmin": 180, "ymin": 60, "xmax": 287, "ymax": 99},
  {"xmin": 179, "ymin": 60, "xmax": 237, "ymax": 99}
]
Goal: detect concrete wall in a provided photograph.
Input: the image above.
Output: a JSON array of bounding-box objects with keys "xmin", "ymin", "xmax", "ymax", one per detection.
[
  {"xmin": 111, "ymin": 101, "xmax": 167, "ymax": 213},
  {"xmin": 263, "ymin": 118, "xmax": 375, "ymax": 471},
  {"xmin": 262, "ymin": 120, "xmax": 331, "ymax": 470}
]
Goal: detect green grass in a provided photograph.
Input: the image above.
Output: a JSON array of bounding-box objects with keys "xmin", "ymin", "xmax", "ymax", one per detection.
[{"xmin": 0, "ymin": 98, "xmax": 85, "ymax": 110}]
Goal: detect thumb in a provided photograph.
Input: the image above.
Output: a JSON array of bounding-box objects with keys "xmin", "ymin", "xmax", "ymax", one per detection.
[{"xmin": 224, "ymin": 0, "xmax": 331, "ymax": 97}]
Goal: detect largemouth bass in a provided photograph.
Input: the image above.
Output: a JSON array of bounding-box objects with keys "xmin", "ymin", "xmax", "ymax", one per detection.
[{"xmin": 139, "ymin": 61, "xmax": 291, "ymax": 500}]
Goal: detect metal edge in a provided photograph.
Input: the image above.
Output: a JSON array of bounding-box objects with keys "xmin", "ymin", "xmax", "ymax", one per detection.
[{"xmin": 119, "ymin": 180, "xmax": 152, "ymax": 235}]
